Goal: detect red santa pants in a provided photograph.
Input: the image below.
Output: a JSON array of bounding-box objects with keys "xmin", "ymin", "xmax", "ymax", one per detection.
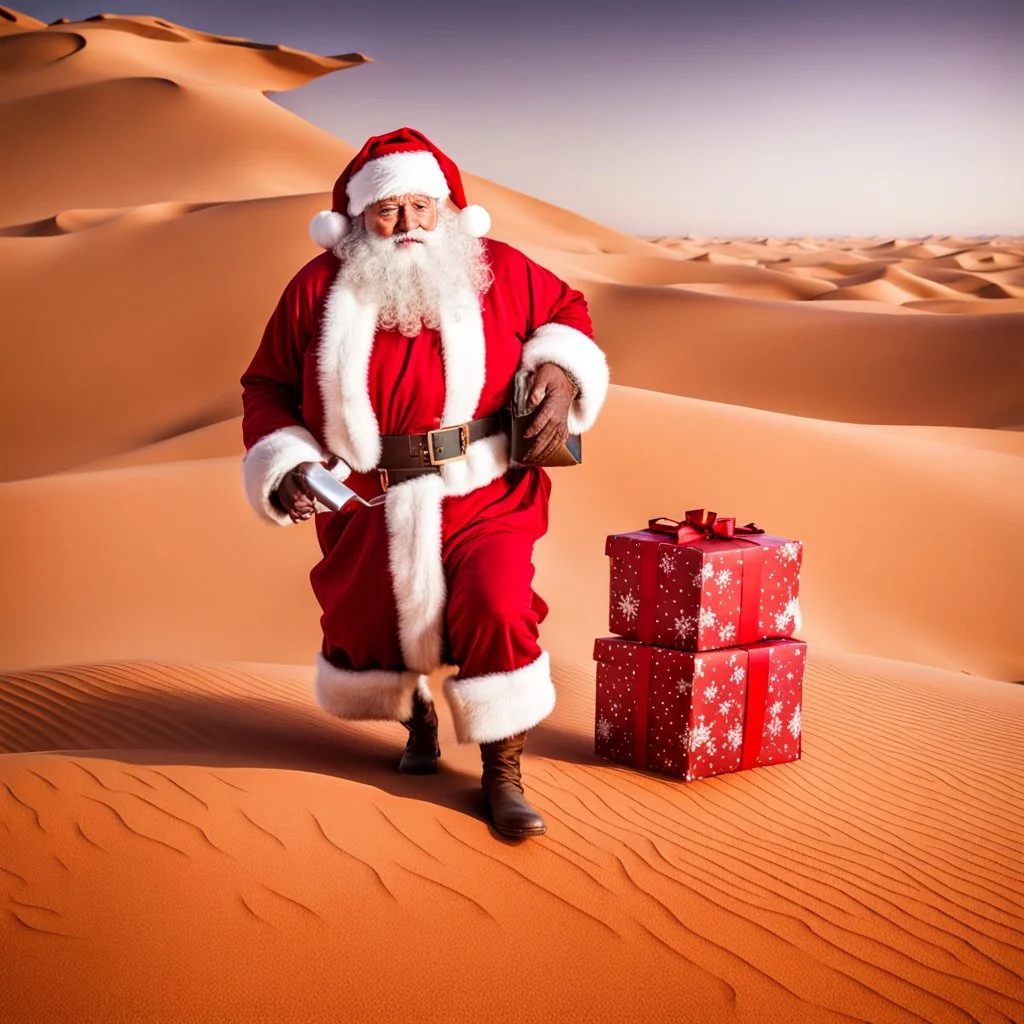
[{"xmin": 311, "ymin": 466, "xmax": 557, "ymax": 744}]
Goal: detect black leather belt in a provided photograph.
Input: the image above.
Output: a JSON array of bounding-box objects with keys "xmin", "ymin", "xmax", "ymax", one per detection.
[{"xmin": 376, "ymin": 411, "xmax": 507, "ymax": 490}]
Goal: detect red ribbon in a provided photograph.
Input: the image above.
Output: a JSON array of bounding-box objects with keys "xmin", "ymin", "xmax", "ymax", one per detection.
[
  {"xmin": 648, "ymin": 509, "xmax": 765, "ymax": 545},
  {"xmin": 628, "ymin": 642, "xmax": 776, "ymax": 775},
  {"xmin": 740, "ymin": 645, "xmax": 773, "ymax": 770},
  {"xmin": 637, "ymin": 510, "xmax": 766, "ymax": 646}
]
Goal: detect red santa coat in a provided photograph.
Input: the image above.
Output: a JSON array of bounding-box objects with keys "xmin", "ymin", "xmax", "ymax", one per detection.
[{"xmin": 240, "ymin": 238, "xmax": 608, "ymax": 743}]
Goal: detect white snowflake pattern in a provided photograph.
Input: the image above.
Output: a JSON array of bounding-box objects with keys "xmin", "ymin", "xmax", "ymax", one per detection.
[
  {"xmin": 694, "ymin": 658, "xmax": 705, "ymax": 679},
  {"xmin": 714, "ymin": 568, "xmax": 733, "ymax": 588},
  {"xmin": 779, "ymin": 542, "xmax": 801, "ymax": 563},
  {"xmin": 701, "ymin": 561, "xmax": 715, "ymax": 583},
  {"xmin": 597, "ymin": 717, "xmax": 613, "ymax": 740},
  {"xmin": 617, "ymin": 590, "xmax": 639, "ymax": 622},
  {"xmin": 699, "ymin": 607, "xmax": 718, "ymax": 630},
  {"xmin": 718, "ymin": 699, "xmax": 735, "ymax": 717},
  {"xmin": 718, "ymin": 622, "xmax": 737, "ymax": 644},
  {"xmin": 769, "ymin": 701, "xmax": 783, "ymax": 716},
  {"xmin": 726, "ymin": 722, "xmax": 743, "ymax": 750},
  {"xmin": 731, "ymin": 666, "xmax": 745, "ymax": 684},
  {"xmin": 773, "ymin": 596, "xmax": 800, "ymax": 633},
  {"xmin": 659, "ymin": 551, "xmax": 676, "ymax": 575},
  {"xmin": 767, "ymin": 716, "xmax": 782, "ymax": 737},
  {"xmin": 676, "ymin": 677, "xmax": 693, "ymax": 696},
  {"xmin": 703, "ymin": 683, "xmax": 719, "ymax": 700},
  {"xmin": 788, "ymin": 704, "xmax": 801, "ymax": 738},
  {"xmin": 689, "ymin": 717, "xmax": 713, "ymax": 752},
  {"xmin": 674, "ymin": 613, "xmax": 697, "ymax": 640}
]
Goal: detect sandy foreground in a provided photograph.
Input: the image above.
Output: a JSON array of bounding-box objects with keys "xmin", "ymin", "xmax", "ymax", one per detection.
[{"xmin": 1, "ymin": 9, "xmax": 1023, "ymax": 1023}]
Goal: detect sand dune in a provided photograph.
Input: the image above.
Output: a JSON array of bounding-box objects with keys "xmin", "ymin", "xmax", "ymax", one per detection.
[
  {"xmin": 0, "ymin": 4, "xmax": 43, "ymax": 34},
  {"xmin": 3, "ymin": 650, "xmax": 1022, "ymax": 1023},
  {"xmin": 3, "ymin": 13, "xmax": 1022, "ymax": 479},
  {"xmin": 580, "ymin": 281, "xmax": 1023, "ymax": 426},
  {"xmin": 2, "ymin": 8, "xmax": 1022, "ymax": 1023},
  {"xmin": 3, "ymin": 386, "xmax": 1020, "ymax": 681}
]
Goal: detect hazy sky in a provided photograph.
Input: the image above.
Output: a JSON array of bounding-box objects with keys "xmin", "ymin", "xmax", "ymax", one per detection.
[{"xmin": 21, "ymin": 0, "xmax": 1024, "ymax": 236}]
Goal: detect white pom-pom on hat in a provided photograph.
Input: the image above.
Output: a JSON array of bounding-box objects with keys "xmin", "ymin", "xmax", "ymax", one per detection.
[
  {"xmin": 309, "ymin": 210, "xmax": 349, "ymax": 249},
  {"xmin": 459, "ymin": 204, "xmax": 491, "ymax": 238}
]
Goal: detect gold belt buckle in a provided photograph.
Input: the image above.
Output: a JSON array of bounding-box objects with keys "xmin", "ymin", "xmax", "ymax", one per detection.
[
  {"xmin": 426, "ymin": 423, "xmax": 470, "ymax": 466},
  {"xmin": 378, "ymin": 468, "xmax": 389, "ymax": 491}
]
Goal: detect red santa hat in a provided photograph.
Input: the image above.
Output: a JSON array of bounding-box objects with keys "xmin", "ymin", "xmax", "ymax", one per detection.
[{"xmin": 309, "ymin": 126, "xmax": 491, "ymax": 248}]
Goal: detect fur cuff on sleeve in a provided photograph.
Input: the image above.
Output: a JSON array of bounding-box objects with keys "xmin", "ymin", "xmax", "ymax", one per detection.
[
  {"xmin": 519, "ymin": 322, "xmax": 610, "ymax": 434},
  {"xmin": 242, "ymin": 424, "xmax": 345, "ymax": 525}
]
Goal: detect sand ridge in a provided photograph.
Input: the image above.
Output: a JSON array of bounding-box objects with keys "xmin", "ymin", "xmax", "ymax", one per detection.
[{"xmin": 2, "ymin": 652, "xmax": 1022, "ymax": 1022}]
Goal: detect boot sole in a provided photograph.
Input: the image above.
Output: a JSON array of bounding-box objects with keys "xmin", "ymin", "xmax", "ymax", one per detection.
[{"xmin": 491, "ymin": 823, "xmax": 546, "ymax": 838}]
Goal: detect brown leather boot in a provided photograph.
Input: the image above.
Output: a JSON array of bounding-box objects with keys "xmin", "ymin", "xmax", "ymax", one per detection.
[
  {"xmin": 398, "ymin": 688, "xmax": 440, "ymax": 774},
  {"xmin": 479, "ymin": 731, "xmax": 546, "ymax": 837}
]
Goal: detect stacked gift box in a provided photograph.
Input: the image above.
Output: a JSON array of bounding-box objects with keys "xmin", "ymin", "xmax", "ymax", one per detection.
[{"xmin": 593, "ymin": 509, "xmax": 805, "ymax": 781}]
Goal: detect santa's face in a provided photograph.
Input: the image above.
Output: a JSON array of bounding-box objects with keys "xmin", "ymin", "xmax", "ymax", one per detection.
[
  {"xmin": 363, "ymin": 193, "xmax": 438, "ymax": 238},
  {"xmin": 337, "ymin": 200, "xmax": 492, "ymax": 338}
]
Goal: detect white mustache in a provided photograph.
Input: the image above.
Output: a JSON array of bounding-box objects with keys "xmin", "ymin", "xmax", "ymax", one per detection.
[{"xmin": 393, "ymin": 227, "xmax": 433, "ymax": 245}]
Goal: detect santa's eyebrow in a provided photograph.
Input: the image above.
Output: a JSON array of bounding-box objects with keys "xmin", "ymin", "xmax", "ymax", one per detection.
[{"xmin": 379, "ymin": 194, "xmax": 434, "ymax": 206}]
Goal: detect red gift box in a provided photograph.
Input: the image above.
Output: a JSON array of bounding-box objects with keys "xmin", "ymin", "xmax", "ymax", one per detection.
[
  {"xmin": 606, "ymin": 509, "xmax": 803, "ymax": 652},
  {"xmin": 592, "ymin": 635, "xmax": 804, "ymax": 780}
]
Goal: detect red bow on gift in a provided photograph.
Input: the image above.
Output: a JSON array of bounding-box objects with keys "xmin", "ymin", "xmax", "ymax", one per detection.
[{"xmin": 647, "ymin": 509, "xmax": 765, "ymax": 544}]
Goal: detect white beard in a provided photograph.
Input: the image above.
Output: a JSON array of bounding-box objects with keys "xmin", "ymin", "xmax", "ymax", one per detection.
[{"xmin": 335, "ymin": 206, "xmax": 493, "ymax": 337}]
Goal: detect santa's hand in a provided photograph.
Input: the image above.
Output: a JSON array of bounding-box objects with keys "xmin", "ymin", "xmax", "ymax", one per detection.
[
  {"xmin": 520, "ymin": 362, "xmax": 576, "ymax": 465},
  {"xmin": 274, "ymin": 462, "xmax": 320, "ymax": 522}
]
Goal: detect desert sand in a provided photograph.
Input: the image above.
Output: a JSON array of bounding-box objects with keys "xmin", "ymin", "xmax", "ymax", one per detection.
[{"xmin": 2, "ymin": 9, "xmax": 1023, "ymax": 1023}]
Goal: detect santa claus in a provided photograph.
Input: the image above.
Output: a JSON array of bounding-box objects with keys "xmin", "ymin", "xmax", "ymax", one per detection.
[{"xmin": 240, "ymin": 127, "xmax": 609, "ymax": 838}]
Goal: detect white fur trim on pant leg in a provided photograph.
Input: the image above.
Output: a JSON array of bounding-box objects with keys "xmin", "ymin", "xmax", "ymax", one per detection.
[
  {"xmin": 346, "ymin": 151, "xmax": 450, "ymax": 216},
  {"xmin": 443, "ymin": 649, "xmax": 556, "ymax": 744},
  {"xmin": 314, "ymin": 654, "xmax": 431, "ymax": 721},
  {"xmin": 519, "ymin": 321, "xmax": 610, "ymax": 434},
  {"xmin": 384, "ymin": 473, "xmax": 448, "ymax": 674},
  {"xmin": 241, "ymin": 424, "xmax": 329, "ymax": 526}
]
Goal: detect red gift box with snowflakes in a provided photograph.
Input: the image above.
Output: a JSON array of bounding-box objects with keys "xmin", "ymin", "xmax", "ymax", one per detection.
[
  {"xmin": 592, "ymin": 635, "xmax": 804, "ymax": 780},
  {"xmin": 605, "ymin": 509, "xmax": 803, "ymax": 653}
]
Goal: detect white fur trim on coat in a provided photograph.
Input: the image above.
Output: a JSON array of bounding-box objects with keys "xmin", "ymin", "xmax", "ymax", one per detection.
[
  {"xmin": 314, "ymin": 654, "xmax": 433, "ymax": 721},
  {"xmin": 443, "ymin": 649, "xmax": 556, "ymax": 744},
  {"xmin": 347, "ymin": 151, "xmax": 450, "ymax": 217},
  {"xmin": 384, "ymin": 472, "xmax": 448, "ymax": 673},
  {"xmin": 242, "ymin": 424, "xmax": 333, "ymax": 526},
  {"xmin": 439, "ymin": 431, "xmax": 509, "ymax": 497},
  {"xmin": 317, "ymin": 282, "xmax": 382, "ymax": 472},
  {"xmin": 519, "ymin": 321, "xmax": 609, "ymax": 434}
]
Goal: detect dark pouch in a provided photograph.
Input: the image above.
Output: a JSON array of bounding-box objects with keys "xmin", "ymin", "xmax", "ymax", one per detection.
[{"xmin": 508, "ymin": 367, "xmax": 582, "ymax": 468}]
